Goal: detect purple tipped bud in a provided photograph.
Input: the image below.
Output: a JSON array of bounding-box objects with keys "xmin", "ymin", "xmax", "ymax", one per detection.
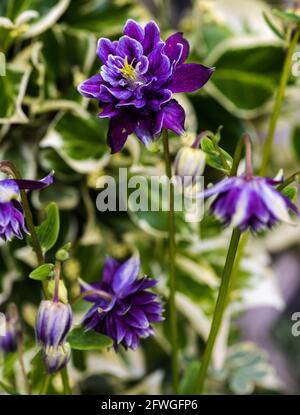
[
  {"xmin": 0, "ymin": 315, "xmax": 18, "ymax": 353},
  {"xmin": 42, "ymin": 343, "xmax": 71, "ymax": 374},
  {"xmin": 36, "ymin": 300, "xmax": 72, "ymax": 349}
]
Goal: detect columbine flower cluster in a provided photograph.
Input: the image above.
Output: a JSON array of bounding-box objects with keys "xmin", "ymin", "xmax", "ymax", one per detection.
[
  {"xmin": 80, "ymin": 254, "xmax": 163, "ymax": 350},
  {"xmin": 78, "ymin": 19, "xmax": 214, "ymax": 153}
]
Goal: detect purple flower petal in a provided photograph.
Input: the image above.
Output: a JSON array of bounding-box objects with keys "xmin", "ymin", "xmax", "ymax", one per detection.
[
  {"xmin": 142, "ymin": 21, "xmax": 161, "ymax": 55},
  {"xmin": 14, "ymin": 172, "xmax": 54, "ymax": 190},
  {"xmin": 168, "ymin": 63, "xmax": 214, "ymax": 93},
  {"xmin": 102, "ymin": 256, "xmax": 120, "ymax": 285},
  {"xmin": 107, "ymin": 114, "xmax": 137, "ymax": 153},
  {"xmin": 164, "ymin": 32, "xmax": 189, "ymax": 65},
  {"xmin": 117, "ymin": 35, "xmax": 143, "ymax": 62},
  {"xmin": 124, "ymin": 19, "xmax": 144, "ymax": 42},
  {"xmin": 78, "ymin": 74, "xmax": 103, "ymax": 99},
  {"xmin": 97, "ymin": 38, "xmax": 117, "ymax": 63},
  {"xmin": 135, "ymin": 112, "xmax": 164, "ymax": 146},
  {"xmin": 161, "ymin": 99, "xmax": 185, "ymax": 135},
  {"xmin": 112, "ymin": 254, "xmax": 140, "ymax": 297}
]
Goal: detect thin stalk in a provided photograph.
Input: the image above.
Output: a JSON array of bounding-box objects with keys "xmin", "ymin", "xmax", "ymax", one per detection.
[
  {"xmin": 53, "ymin": 261, "xmax": 61, "ymax": 303},
  {"xmin": 40, "ymin": 375, "xmax": 51, "ymax": 395},
  {"xmin": 277, "ymin": 170, "xmax": 300, "ymax": 191},
  {"xmin": 61, "ymin": 366, "xmax": 72, "ymax": 395},
  {"xmin": 243, "ymin": 134, "xmax": 252, "ymax": 179},
  {"xmin": 162, "ymin": 129, "xmax": 178, "ymax": 394},
  {"xmin": 71, "ymin": 289, "xmax": 112, "ymax": 305},
  {"xmin": 259, "ymin": 28, "xmax": 300, "ymax": 176},
  {"xmin": 195, "ymin": 227, "xmax": 241, "ymax": 394},
  {"xmin": 16, "ymin": 335, "xmax": 31, "ymax": 395},
  {"xmin": 230, "ymin": 136, "xmax": 244, "ymax": 177}
]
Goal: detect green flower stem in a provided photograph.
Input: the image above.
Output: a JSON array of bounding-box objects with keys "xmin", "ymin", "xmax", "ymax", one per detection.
[
  {"xmin": 230, "ymin": 136, "xmax": 244, "ymax": 177},
  {"xmin": 61, "ymin": 366, "xmax": 72, "ymax": 395},
  {"xmin": 162, "ymin": 129, "xmax": 179, "ymax": 394},
  {"xmin": 40, "ymin": 375, "xmax": 51, "ymax": 395},
  {"xmin": 277, "ymin": 170, "xmax": 300, "ymax": 191},
  {"xmin": 0, "ymin": 161, "xmax": 48, "ymax": 297},
  {"xmin": 259, "ymin": 28, "xmax": 300, "ymax": 176},
  {"xmin": 195, "ymin": 227, "xmax": 241, "ymax": 394}
]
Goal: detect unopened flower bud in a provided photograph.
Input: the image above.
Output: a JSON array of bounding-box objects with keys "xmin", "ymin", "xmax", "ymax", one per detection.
[
  {"xmin": 174, "ymin": 141, "xmax": 206, "ymax": 188},
  {"xmin": 43, "ymin": 343, "xmax": 71, "ymax": 374},
  {"xmin": 36, "ymin": 300, "xmax": 72, "ymax": 349},
  {"xmin": 0, "ymin": 316, "xmax": 18, "ymax": 353},
  {"xmin": 0, "ymin": 304, "xmax": 20, "ymax": 353}
]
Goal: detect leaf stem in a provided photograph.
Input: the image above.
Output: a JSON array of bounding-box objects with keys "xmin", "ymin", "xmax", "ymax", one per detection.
[
  {"xmin": 259, "ymin": 27, "xmax": 300, "ymax": 176},
  {"xmin": 162, "ymin": 129, "xmax": 179, "ymax": 394},
  {"xmin": 195, "ymin": 227, "xmax": 241, "ymax": 394}
]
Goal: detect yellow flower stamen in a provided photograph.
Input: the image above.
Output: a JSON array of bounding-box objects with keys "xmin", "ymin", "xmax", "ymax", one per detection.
[{"xmin": 119, "ymin": 56, "xmax": 137, "ymax": 80}]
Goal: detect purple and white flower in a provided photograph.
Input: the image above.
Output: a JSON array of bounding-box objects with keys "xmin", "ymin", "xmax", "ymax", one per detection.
[
  {"xmin": 43, "ymin": 343, "xmax": 71, "ymax": 374},
  {"xmin": 0, "ymin": 313, "xmax": 18, "ymax": 353},
  {"xmin": 36, "ymin": 300, "xmax": 72, "ymax": 349},
  {"xmin": 203, "ymin": 175, "xmax": 299, "ymax": 232},
  {"xmin": 0, "ymin": 172, "xmax": 54, "ymax": 241},
  {"xmin": 78, "ymin": 19, "xmax": 214, "ymax": 153},
  {"xmin": 80, "ymin": 254, "xmax": 164, "ymax": 350}
]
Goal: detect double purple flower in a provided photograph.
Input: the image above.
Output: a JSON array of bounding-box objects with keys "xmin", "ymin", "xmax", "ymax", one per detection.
[
  {"xmin": 0, "ymin": 172, "xmax": 53, "ymax": 241},
  {"xmin": 81, "ymin": 254, "xmax": 163, "ymax": 350},
  {"xmin": 204, "ymin": 175, "xmax": 299, "ymax": 232},
  {"xmin": 78, "ymin": 19, "xmax": 214, "ymax": 153}
]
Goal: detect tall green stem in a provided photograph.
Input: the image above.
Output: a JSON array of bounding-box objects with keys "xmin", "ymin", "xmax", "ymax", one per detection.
[
  {"xmin": 40, "ymin": 375, "xmax": 51, "ymax": 395},
  {"xmin": 259, "ymin": 28, "xmax": 300, "ymax": 176},
  {"xmin": 162, "ymin": 129, "xmax": 178, "ymax": 394},
  {"xmin": 195, "ymin": 228, "xmax": 241, "ymax": 394},
  {"xmin": 61, "ymin": 367, "xmax": 72, "ymax": 395}
]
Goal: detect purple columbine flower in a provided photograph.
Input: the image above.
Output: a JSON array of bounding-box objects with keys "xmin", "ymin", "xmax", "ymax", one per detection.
[
  {"xmin": 43, "ymin": 343, "xmax": 71, "ymax": 374},
  {"xmin": 78, "ymin": 19, "xmax": 214, "ymax": 153},
  {"xmin": 0, "ymin": 313, "xmax": 18, "ymax": 353},
  {"xmin": 203, "ymin": 175, "xmax": 299, "ymax": 232},
  {"xmin": 36, "ymin": 300, "xmax": 72, "ymax": 349},
  {"xmin": 0, "ymin": 172, "xmax": 54, "ymax": 241},
  {"xmin": 80, "ymin": 254, "xmax": 164, "ymax": 350}
]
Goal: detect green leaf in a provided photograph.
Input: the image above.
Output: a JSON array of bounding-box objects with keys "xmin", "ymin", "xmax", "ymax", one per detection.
[
  {"xmin": 68, "ymin": 327, "xmax": 113, "ymax": 350},
  {"xmin": 40, "ymin": 113, "xmax": 109, "ymax": 174},
  {"xmin": 36, "ymin": 202, "xmax": 60, "ymax": 253},
  {"xmin": 29, "ymin": 263, "xmax": 54, "ymax": 280},
  {"xmin": 0, "ymin": 380, "xmax": 19, "ymax": 395},
  {"xmin": 179, "ymin": 361, "xmax": 200, "ymax": 394},
  {"xmin": 281, "ymin": 185, "xmax": 298, "ymax": 202},
  {"xmin": 292, "ymin": 125, "xmax": 300, "ymax": 162},
  {"xmin": 30, "ymin": 350, "xmax": 47, "ymax": 390},
  {"xmin": 201, "ymin": 136, "xmax": 232, "ymax": 173},
  {"xmin": 207, "ymin": 43, "xmax": 285, "ymax": 117},
  {"xmin": 272, "ymin": 8, "xmax": 300, "ymax": 25},
  {"xmin": 0, "ymin": 66, "xmax": 31, "ymax": 123},
  {"xmin": 262, "ymin": 12, "xmax": 284, "ymax": 40}
]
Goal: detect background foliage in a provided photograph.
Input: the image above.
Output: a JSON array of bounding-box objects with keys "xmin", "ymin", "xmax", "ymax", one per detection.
[{"xmin": 1, "ymin": 0, "xmax": 300, "ymax": 394}]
